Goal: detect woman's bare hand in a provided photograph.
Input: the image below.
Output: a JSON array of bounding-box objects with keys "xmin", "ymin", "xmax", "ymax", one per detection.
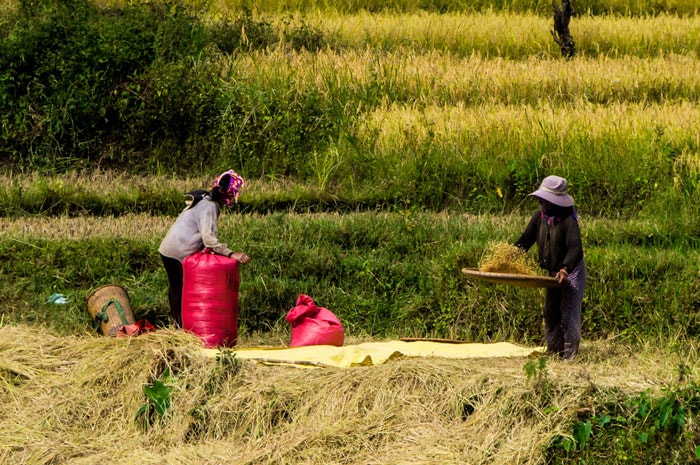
[
  {"xmin": 555, "ymin": 268, "xmax": 569, "ymax": 284},
  {"xmin": 229, "ymin": 252, "xmax": 250, "ymax": 264}
]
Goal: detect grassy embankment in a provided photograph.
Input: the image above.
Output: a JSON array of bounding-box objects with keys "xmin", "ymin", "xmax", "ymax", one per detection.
[
  {"xmin": 1, "ymin": 192, "xmax": 699, "ymax": 343},
  {"xmin": 1, "ymin": 2, "xmax": 700, "ymax": 464}
]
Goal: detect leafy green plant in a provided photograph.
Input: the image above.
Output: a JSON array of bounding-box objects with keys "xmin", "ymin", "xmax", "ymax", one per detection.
[
  {"xmin": 281, "ymin": 15, "xmax": 325, "ymax": 52},
  {"xmin": 135, "ymin": 368, "xmax": 173, "ymax": 428},
  {"xmin": 524, "ymin": 357, "xmax": 553, "ymax": 406},
  {"xmin": 205, "ymin": 350, "xmax": 241, "ymax": 395},
  {"xmin": 524, "ymin": 357, "xmax": 548, "ymax": 386},
  {"xmin": 548, "ymin": 384, "xmax": 699, "ymax": 464},
  {"xmin": 309, "ymin": 143, "xmax": 343, "ymax": 192},
  {"xmin": 572, "ymin": 419, "xmax": 592, "ymax": 451}
]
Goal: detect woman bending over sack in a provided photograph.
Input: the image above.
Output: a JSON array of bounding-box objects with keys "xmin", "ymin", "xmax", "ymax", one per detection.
[
  {"xmin": 159, "ymin": 170, "xmax": 250, "ymax": 327},
  {"xmin": 514, "ymin": 175, "xmax": 586, "ymax": 360}
]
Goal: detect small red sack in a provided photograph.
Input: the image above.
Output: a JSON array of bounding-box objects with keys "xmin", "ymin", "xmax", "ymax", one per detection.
[
  {"xmin": 116, "ymin": 319, "xmax": 156, "ymax": 337},
  {"xmin": 286, "ymin": 294, "xmax": 344, "ymax": 347}
]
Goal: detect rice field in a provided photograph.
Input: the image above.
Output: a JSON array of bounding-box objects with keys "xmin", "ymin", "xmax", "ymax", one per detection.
[
  {"xmin": 211, "ymin": 0, "xmax": 700, "ymax": 16},
  {"xmin": 230, "ymin": 50, "xmax": 700, "ymax": 104},
  {"xmin": 3, "ymin": 2, "xmax": 700, "ymax": 464},
  {"xmin": 282, "ymin": 11, "xmax": 700, "ymax": 57},
  {"xmin": 3, "ymin": 5, "xmax": 700, "ymax": 210},
  {"xmin": 194, "ymin": 12, "xmax": 700, "ymax": 209}
]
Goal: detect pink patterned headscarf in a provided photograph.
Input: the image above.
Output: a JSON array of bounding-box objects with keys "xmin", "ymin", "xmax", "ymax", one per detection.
[{"xmin": 213, "ymin": 169, "xmax": 245, "ymax": 206}]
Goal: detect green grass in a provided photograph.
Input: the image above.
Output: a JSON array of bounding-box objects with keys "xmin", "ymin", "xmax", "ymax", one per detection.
[{"xmin": 2, "ymin": 211, "xmax": 698, "ymax": 344}]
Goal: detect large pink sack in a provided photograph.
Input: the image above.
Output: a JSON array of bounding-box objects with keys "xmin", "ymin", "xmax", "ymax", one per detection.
[
  {"xmin": 286, "ymin": 294, "xmax": 344, "ymax": 347},
  {"xmin": 182, "ymin": 249, "xmax": 240, "ymax": 348}
]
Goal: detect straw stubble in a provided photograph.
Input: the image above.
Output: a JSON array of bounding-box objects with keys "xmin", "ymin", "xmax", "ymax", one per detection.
[{"xmin": 1, "ymin": 324, "xmax": 687, "ymax": 465}]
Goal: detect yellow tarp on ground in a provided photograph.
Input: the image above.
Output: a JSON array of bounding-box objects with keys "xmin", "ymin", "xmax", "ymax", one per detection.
[{"xmin": 201, "ymin": 341, "xmax": 545, "ymax": 368}]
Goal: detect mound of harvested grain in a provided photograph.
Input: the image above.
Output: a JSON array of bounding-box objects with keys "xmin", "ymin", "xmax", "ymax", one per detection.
[
  {"xmin": 478, "ymin": 241, "xmax": 539, "ymax": 275},
  {"xmin": 0, "ymin": 324, "xmax": 692, "ymax": 465}
]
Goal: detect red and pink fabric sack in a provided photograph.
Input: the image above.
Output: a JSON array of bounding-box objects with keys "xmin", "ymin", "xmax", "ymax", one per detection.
[
  {"xmin": 286, "ymin": 294, "xmax": 344, "ymax": 347},
  {"xmin": 182, "ymin": 249, "xmax": 240, "ymax": 348}
]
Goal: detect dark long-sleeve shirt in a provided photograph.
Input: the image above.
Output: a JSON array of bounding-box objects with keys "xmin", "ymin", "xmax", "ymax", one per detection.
[{"xmin": 514, "ymin": 211, "xmax": 583, "ymax": 273}]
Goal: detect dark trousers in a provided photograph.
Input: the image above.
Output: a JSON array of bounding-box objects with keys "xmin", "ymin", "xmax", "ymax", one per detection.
[
  {"xmin": 544, "ymin": 260, "xmax": 586, "ymax": 359},
  {"xmin": 161, "ymin": 254, "xmax": 183, "ymax": 327}
]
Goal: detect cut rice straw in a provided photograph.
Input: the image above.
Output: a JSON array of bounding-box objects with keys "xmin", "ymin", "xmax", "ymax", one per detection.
[{"xmin": 1, "ymin": 324, "xmax": 694, "ymax": 465}]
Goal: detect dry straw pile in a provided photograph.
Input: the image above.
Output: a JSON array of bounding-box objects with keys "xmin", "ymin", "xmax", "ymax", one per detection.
[
  {"xmin": 0, "ymin": 324, "xmax": 687, "ymax": 465},
  {"xmin": 478, "ymin": 241, "xmax": 539, "ymax": 275}
]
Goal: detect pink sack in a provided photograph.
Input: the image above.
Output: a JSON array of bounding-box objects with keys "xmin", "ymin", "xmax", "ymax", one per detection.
[
  {"xmin": 182, "ymin": 249, "xmax": 240, "ymax": 348},
  {"xmin": 286, "ymin": 294, "xmax": 344, "ymax": 347}
]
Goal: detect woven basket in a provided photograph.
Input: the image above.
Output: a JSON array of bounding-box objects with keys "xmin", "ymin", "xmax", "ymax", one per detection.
[
  {"xmin": 86, "ymin": 285, "xmax": 136, "ymax": 336},
  {"xmin": 461, "ymin": 268, "xmax": 563, "ymax": 288}
]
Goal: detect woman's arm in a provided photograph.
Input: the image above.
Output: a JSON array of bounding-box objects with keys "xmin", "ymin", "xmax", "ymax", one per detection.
[
  {"xmin": 514, "ymin": 211, "xmax": 541, "ymax": 252},
  {"xmin": 198, "ymin": 202, "xmax": 234, "ymax": 258}
]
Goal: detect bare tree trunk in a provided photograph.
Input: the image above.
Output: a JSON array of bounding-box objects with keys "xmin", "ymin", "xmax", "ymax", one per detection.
[{"xmin": 552, "ymin": 0, "xmax": 575, "ymax": 59}]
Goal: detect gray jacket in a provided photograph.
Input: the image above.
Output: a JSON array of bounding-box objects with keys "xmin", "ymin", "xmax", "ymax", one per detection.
[{"xmin": 158, "ymin": 196, "xmax": 233, "ymax": 262}]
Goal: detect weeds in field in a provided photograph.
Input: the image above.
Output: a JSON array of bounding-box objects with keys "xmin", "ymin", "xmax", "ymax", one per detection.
[
  {"xmin": 524, "ymin": 356, "xmax": 554, "ymax": 406},
  {"xmin": 308, "ymin": 143, "xmax": 343, "ymax": 192},
  {"xmin": 548, "ymin": 385, "xmax": 700, "ymax": 463}
]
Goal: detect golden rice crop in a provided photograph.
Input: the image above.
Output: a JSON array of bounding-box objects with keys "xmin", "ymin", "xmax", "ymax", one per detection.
[
  {"xmin": 216, "ymin": 0, "xmax": 700, "ymax": 16},
  {"xmin": 227, "ymin": 49, "xmax": 700, "ymax": 106},
  {"xmin": 358, "ymin": 100, "xmax": 700, "ymax": 146},
  {"xmin": 303, "ymin": 11, "xmax": 700, "ymax": 57},
  {"xmin": 352, "ymin": 101, "xmax": 700, "ymax": 181}
]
